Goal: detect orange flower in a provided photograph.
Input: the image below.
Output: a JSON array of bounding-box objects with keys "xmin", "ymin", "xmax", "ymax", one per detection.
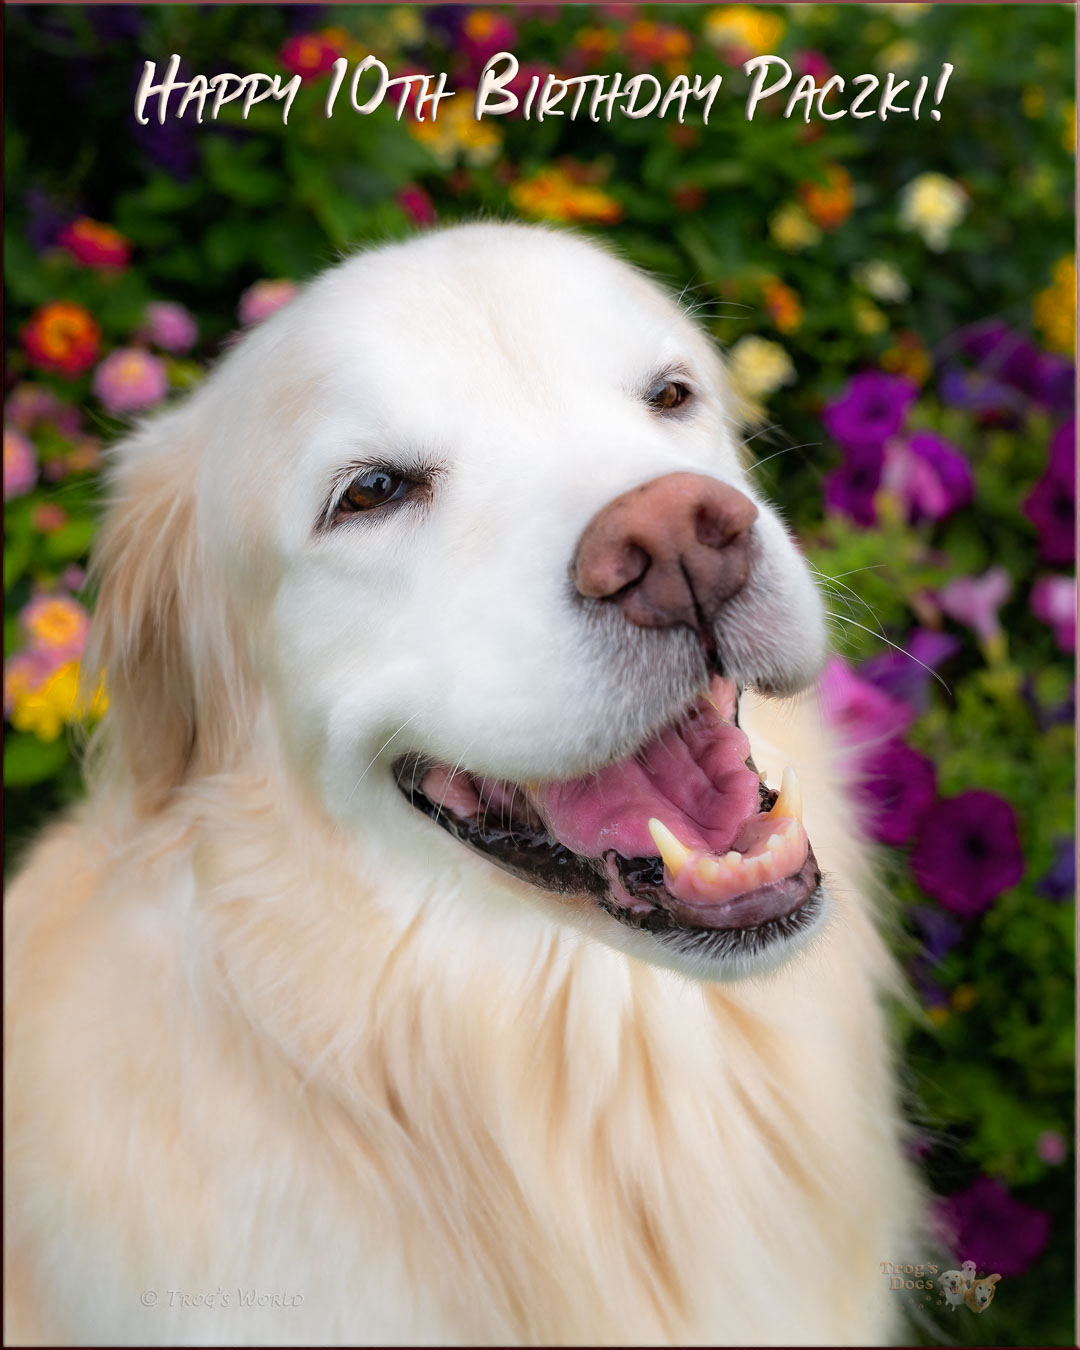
[
  {"xmin": 798, "ymin": 164, "xmax": 855, "ymax": 231},
  {"xmin": 881, "ymin": 332, "xmax": 932, "ymax": 386},
  {"xmin": 58, "ymin": 217, "xmax": 131, "ymax": 268},
  {"xmin": 21, "ymin": 302, "xmax": 101, "ymax": 378},
  {"xmin": 573, "ymin": 26, "xmax": 619, "ymax": 64},
  {"xmin": 624, "ymin": 20, "xmax": 692, "ymax": 71},
  {"xmin": 762, "ymin": 278, "xmax": 803, "ymax": 334},
  {"xmin": 510, "ymin": 167, "xmax": 622, "ymax": 225},
  {"xmin": 280, "ymin": 33, "xmax": 340, "ymax": 78}
]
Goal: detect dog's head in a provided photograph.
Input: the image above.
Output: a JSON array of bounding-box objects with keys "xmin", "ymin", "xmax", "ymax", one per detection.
[
  {"xmin": 86, "ymin": 223, "xmax": 831, "ymax": 977},
  {"xmin": 965, "ymin": 1275, "xmax": 1000, "ymax": 1311}
]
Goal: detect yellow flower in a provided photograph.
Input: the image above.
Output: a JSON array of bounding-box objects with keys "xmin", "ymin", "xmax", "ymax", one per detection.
[
  {"xmin": 950, "ymin": 984, "xmax": 978, "ymax": 1013},
  {"xmin": 8, "ymin": 660, "xmax": 80, "ymax": 741},
  {"xmin": 769, "ymin": 202, "xmax": 820, "ymax": 253},
  {"xmin": 876, "ymin": 40, "xmax": 918, "ymax": 73},
  {"xmin": 1034, "ymin": 255, "xmax": 1076, "ymax": 355},
  {"xmin": 1064, "ymin": 102, "xmax": 1076, "ymax": 154},
  {"xmin": 509, "ymin": 168, "xmax": 622, "ymax": 225},
  {"xmin": 899, "ymin": 172, "xmax": 967, "ymax": 251},
  {"xmin": 1022, "ymin": 85, "xmax": 1046, "ymax": 118},
  {"xmin": 726, "ymin": 336, "xmax": 796, "ymax": 419},
  {"xmin": 852, "ymin": 296, "xmax": 887, "ymax": 336},
  {"xmin": 873, "ymin": 3, "xmax": 928, "ymax": 22},
  {"xmin": 927, "ymin": 1006, "xmax": 950, "ymax": 1029},
  {"xmin": 408, "ymin": 98, "xmax": 502, "ymax": 169},
  {"xmin": 881, "ymin": 333, "xmax": 931, "ymax": 385},
  {"xmin": 704, "ymin": 5, "xmax": 785, "ymax": 54},
  {"xmin": 385, "ymin": 8, "xmax": 424, "ymax": 46}
]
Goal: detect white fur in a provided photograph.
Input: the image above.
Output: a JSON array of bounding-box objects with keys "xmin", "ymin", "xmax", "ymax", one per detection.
[{"xmin": 5, "ymin": 223, "xmax": 923, "ymax": 1345}]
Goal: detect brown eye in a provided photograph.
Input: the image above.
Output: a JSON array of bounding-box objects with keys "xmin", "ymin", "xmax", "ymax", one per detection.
[
  {"xmin": 342, "ymin": 468, "xmax": 408, "ymax": 513},
  {"xmin": 647, "ymin": 379, "xmax": 692, "ymax": 412}
]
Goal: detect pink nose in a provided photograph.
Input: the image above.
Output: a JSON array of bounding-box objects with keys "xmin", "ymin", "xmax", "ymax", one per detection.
[{"xmin": 571, "ymin": 472, "xmax": 758, "ymax": 630}]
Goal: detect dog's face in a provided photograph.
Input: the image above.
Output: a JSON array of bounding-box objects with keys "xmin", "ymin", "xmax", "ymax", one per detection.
[
  {"xmin": 967, "ymin": 1275, "xmax": 1000, "ymax": 1311},
  {"xmin": 940, "ymin": 1271, "xmax": 966, "ymax": 1297},
  {"xmin": 92, "ymin": 223, "xmax": 829, "ymax": 979}
]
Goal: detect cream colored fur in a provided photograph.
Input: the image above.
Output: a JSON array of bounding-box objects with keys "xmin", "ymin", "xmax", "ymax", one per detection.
[{"xmin": 5, "ymin": 223, "xmax": 924, "ymax": 1346}]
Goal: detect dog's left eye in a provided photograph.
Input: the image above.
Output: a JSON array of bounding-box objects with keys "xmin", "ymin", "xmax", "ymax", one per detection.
[
  {"xmin": 341, "ymin": 468, "xmax": 411, "ymax": 513},
  {"xmin": 646, "ymin": 379, "xmax": 692, "ymax": 412}
]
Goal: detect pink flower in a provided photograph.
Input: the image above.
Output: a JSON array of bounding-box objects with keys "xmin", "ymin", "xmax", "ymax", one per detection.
[
  {"xmin": 280, "ymin": 33, "xmax": 341, "ymax": 79},
  {"xmin": 459, "ymin": 10, "xmax": 518, "ymax": 67},
  {"xmin": 820, "ymin": 657, "xmax": 916, "ymax": 751},
  {"xmin": 4, "ymin": 427, "xmax": 37, "ymax": 499},
  {"xmin": 93, "ymin": 348, "xmax": 169, "ymax": 416},
  {"xmin": 141, "ymin": 301, "xmax": 198, "ymax": 354},
  {"xmin": 397, "ymin": 185, "xmax": 437, "ymax": 228},
  {"xmin": 1036, "ymin": 1131, "xmax": 1067, "ymax": 1166},
  {"xmin": 1030, "ymin": 575, "xmax": 1076, "ymax": 652},
  {"xmin": 61, "ymin": 565, "xmax": 87, "ymax": 592},
  {"xmin": 238, "ymin": 279, "xmax": 299, "ymax": 326},
  {"xmin": 795, "ymin": 49, "xmax": 832, "ymax": 82},
  {"xmin": 31, "ymin": 503, "xmax": 68, "ymax": 533},
  {"xmin": 19, "ymin": 592, "xmax": 91, "ymax": 660},
  {"xmin": 6, "ymin": 384, "xmax": 82, "ymax": 437},
  {"xmin": 939, "ymin": 566, "xmax": 1012, "ymax": 644}
]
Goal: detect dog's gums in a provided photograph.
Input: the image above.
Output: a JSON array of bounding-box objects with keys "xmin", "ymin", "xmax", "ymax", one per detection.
[{"xmin": 394, "ymin": 676, "xmax": 823, "ymax": 957}]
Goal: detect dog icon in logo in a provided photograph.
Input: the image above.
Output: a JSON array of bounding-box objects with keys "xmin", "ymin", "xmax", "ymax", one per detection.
[
  {"xmin": 965, "ymin": 1274, "xmax": 1001, "ymax": 1313},
  {"xmin": 938, "ymin": 1269, "xmax": 970, "ymax": 1311}
]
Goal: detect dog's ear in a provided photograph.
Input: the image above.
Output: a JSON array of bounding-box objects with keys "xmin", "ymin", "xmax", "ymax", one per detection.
[
  {"xmin": 83, "ymin": 401, "xmax": 250, "ymax": 811},
  {"xmin": 987, "ymin": 1274, "xmax": 1001, "ymax": 1286}
]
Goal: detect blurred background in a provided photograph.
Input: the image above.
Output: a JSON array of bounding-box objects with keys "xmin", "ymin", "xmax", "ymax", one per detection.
[{"xmin": 3, "ymin": 4, "xmax": 1075, "ymax": 1344}]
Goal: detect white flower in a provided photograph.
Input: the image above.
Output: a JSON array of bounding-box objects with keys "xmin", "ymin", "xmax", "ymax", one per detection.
[
  {"xmin": 726, "ymin": 336, "xmax": 797, "ymax": 402},
  {"xmin": 899, "ymin": 173, "xmax": 968, "ymax": 252},
  {"xmin": 852, "ymin": 260, "xmax": 910, "ymax": 303}
]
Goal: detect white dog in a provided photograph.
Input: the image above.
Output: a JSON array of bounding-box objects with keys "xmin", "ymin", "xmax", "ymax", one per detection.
[{"xmin": 5, "ymin": 223, "xmax": 923, "ymax": 1345}]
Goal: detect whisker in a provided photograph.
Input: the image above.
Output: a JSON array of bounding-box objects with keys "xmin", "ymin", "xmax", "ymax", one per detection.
[
  {"xmin": 347, "ymin": 712, "xmax": 423, "ymax": 803},
  {"xmin": 823, "ymin": 612, "xmax": 952, "ymax": 695}
]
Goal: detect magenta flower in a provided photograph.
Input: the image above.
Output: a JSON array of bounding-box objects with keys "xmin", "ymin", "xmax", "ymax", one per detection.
[
  {"xmin": 934, "ymin": 1176, "xmax": 1051, "ymax": 1278},
  {"xmin": 93, "ymin": 348, "xmax": 169, "ymax": 416},
  {"xmin": 141, "ymin": 301, "xmax": 198, "ymax": 354},
  {"xmin": 1030, "ymin": 575, "xmax": 1076, "ymax": 652},
  {"xmin": 459, "ymin": 9, "xmax": 517, "ymax": 69},
  {"xmin": 882, "ymin": 431, "xmax": 974, "ymax": 524},
  {"xmin": 823, "ymin": 447, "xmax": 884, "ymax": 525},
  {"xmin": 397, "ymin": 185, "xmax": 437, "ymax": 228},
  {"xmin": 238, "ymin": 279, "xmax": 299, "ymax": 326},
  {"xmin": 820, "ymin": 658, "xmax": 915, "ymax": 750},
  {"xmin": 938, "ymin": 566, "xmax": 1012, "ymax": 645},
  {"xmin": 4, "ymin": 427, "xmax": 37, "ymax": 499},
  {"xmin": 856, "ymin": 739, "xmax": 937, "ymax": 846},
  {"xmin": 1024, "ymin": 417, "xmax": 1075, "ymax": 566},
  {"xmin": 824, "ymin": 372, "xmax": 918, "ymax": 453},
  {"xmin": 911, "ymin": 789, "xmax": 1024, "ymax": 914}
]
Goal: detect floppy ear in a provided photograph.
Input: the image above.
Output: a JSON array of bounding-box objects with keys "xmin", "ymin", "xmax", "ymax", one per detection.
[
  {"xmin": 82, "ymin": 401, "xmax": 251, "ymax": 812},
  {"xmin": 987, "ymin": 1274, "xmax": 1001, "ymax": 1286}
]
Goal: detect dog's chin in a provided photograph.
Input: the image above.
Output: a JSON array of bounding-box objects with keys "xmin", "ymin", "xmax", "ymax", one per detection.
[{"xmin": 391, "ymin": 676, "xmax": 827, "ymax": 977}]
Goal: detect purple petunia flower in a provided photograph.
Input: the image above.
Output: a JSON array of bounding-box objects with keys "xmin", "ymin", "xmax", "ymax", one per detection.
[
  {"xmin": 882, "ymin": 431, "xmax": 974, "ymax": 524},
  {"xmin": 1023, "ymin": 417, "xmax": 1076, "ymax": 566},
  {"xmin": 955, "ymin": 319, "xmax": 1076, "ymax": 413},
  {"xmin": 934, "ymin": 1175, "xmax": 1051, "ymax": 1278},
  {"xmin": 938, "ymin": 566, "xmax": 1013, "ymax": 645},
  {"xmin": 823, "ymin": 446, "xmax": 884, "ymax": 525},
  {"xmin": 824, "ymin": 372, "xmax": 918, "ymax": 454},
  {"xmin": 939, "ymin": 364, "xmax": 1022, "ymax": 416},
  {"xmin": 857, "ymin": 738, "xmax": 937, "ymax": 846},
  {"xmin": 860, "ymin": 628, "xmax": 961, "ymax": 712},
  {"xmin": 910, "ymin": 790, "xmax": 1025, "ymax": 915},
  {"xmin": 910, "ymin": 904, "xmax": 963, "ymax": 962},
  {"xmin": 1030, "ymin": 574, "xmax": 1076, "ymax": 652},
  {"xmin": 1036, "ymin": 837, "xmax": 1075, "ymax": 902}
]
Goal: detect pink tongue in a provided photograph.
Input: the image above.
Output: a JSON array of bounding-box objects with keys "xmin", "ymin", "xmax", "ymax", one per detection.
[{"xmin": 538, "ymin": 685, "xmax": 761, "ymax": 860}]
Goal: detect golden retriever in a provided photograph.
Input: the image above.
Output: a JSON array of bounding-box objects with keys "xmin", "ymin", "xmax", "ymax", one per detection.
[{"xmin": 5, "ymin": 223, "xmax": 923, "ymax": 1345}]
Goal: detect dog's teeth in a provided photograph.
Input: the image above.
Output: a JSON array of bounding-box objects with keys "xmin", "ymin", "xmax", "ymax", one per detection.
[
  {"xmin": 648, "ymin": 818, "xmax": 692, "ymax": 878},
  {"xmin": 697, "ymin": 857, "xmax": 722, "ymax": 883},
  {"xmin": 767, "ymin": 766, "xmax": 802, "ymax": 823}
]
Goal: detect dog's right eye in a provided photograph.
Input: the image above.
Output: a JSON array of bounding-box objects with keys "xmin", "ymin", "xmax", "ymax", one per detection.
[{"xmin": 342, "ymin": 468, "xmax": 409, "ymax": 513}]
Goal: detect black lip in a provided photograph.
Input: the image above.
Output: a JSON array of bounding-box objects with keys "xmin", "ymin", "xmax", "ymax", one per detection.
[{"xmin": 392, "ymin": 755, "xmax": 823, "ymax": 953}]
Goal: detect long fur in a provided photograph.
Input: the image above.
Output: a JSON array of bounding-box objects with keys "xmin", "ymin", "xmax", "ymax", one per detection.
[{"xmin": 5, "ymin": 223, "xmax": 925, "ymax": 1346}]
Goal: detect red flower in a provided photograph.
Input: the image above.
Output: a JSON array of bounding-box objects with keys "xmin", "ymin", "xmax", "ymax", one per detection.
[
  {"xmin": 20, "ymin": 302, "xmax": 101, "ymax": 378},
  {"xmin": 396, "ymin": 185, "xmax": 437, "ymax": 228},
  {"xmin": 280, "ymin": 34, "xmax": 340, "ymax": 79},
  {"xmin": 57, "ymin": 217, "xmax": 131, "ymax": 269}
]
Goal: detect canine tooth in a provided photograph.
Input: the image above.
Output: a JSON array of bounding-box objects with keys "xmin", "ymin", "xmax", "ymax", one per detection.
[
  {"xmin": 768, "ymin": 766, "xmax": 802, "ymax": 823},
  {"xmin": 648, "ymin": 818, "xmax": 692, "ymax": 878}
]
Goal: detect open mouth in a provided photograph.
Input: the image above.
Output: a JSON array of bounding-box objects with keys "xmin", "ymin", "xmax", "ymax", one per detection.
[{"xmin": 393, "ymin": 676, "xmax": 823, "ymax": 961}]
